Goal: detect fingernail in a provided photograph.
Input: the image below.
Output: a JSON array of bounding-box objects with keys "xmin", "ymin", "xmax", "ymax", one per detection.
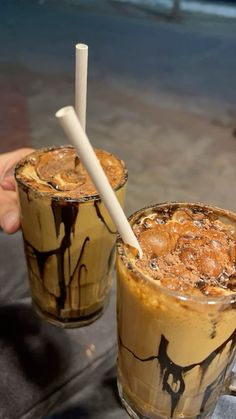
[{"xmin": 2, "ymin": 211, "xmax": 19, "ymax": 233}]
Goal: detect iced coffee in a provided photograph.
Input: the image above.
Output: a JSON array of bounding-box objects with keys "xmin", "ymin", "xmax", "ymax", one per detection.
[
  {"xmin": 117, "ymin": 202, "xmax": 236, "ymax": 418},
  {"xmin": 15, "ymin": 145, "xmax": 127, "ymax": 327}
]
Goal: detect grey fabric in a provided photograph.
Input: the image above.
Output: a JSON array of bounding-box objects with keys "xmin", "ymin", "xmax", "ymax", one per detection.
[
  {"xmin": 0, "ymin": 231, "xmax": 29, "ymax": 302},
  {"xmin": 212, "ymin": 396, "xmax": 236, "ymax": 419},
  {"xmin": 45, "ymin": 354, "xmax": 126, "ymax": 419},
  {"xmin": 0, "ymin": 230, "xmax": 235, "ymax": 419},
  {"xmin": 0, "ymin": 230, "xmax": 117, "ymax": 419},
  {"xmin": 0, "ymin": 296, "xmax": 117, "ymax": 419}
]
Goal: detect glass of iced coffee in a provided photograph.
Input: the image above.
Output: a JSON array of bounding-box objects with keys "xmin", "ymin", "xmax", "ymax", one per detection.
[
  {"xmin": 117, "ymin": 202, "xmax": 236, "ymax": 419},
  {"xmin": 15, "ymin": 145, "xmax": 127, "ymax": 328}
]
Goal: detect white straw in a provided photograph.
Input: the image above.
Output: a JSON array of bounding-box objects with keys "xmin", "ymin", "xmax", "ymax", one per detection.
[
  {"xmin": 75, "ymin": 43, "xmax": 88, "ymax": 131},
  {"xmin": 55, "ymin": 106, "xmax": 143, "ymax": 257}
]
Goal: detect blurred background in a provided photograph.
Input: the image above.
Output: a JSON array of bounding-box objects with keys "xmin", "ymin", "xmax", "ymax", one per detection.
[
  {"xmin": 1, "ymin": 0, "xmax": 236, "ymax": 215},
  {"xmin": 0, "ymin": 3, "xmax": 236, "ymax": 419}
]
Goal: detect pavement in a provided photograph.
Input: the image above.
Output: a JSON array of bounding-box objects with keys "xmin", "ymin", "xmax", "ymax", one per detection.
[{"xmin": 1, "ymin": 1, "xmax": 236, "ymax": 214}]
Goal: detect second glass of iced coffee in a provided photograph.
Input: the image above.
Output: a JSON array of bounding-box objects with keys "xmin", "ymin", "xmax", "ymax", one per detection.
[
  {"xmin": 117, "ymin": 202, "xmax": 236, "ymax": 419},
  {"xmin": 15, "ymin": 145, "xmax": 127, "ymax": 328}
]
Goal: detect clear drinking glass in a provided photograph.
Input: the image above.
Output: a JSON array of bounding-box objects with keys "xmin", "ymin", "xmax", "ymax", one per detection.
[
  {"xmin": 15, "ymin": 146, "xmax": 127, "ymax": 328},
  {"xmin": 116, "ymin": 202, "xmax": 236, "ymax": 419}
]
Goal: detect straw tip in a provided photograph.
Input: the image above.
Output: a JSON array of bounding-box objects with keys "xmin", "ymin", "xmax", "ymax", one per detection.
[
  {"xmin": 139, "ymin": 249, "xmax": 143, "ymax": 259},
  {"xmin": 55, "ymin": 106, "xmax": 74, "ymax": 119},
  {"xmin": 136, "ymin": 245, "xmax": 143, "ymax": 259},
  {"xmin": 76, "ymin": 43, "xmax": 88, "ymax": 50}
]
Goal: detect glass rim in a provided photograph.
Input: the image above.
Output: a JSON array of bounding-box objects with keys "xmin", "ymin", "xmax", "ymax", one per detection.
[
  {"xmin": 14, "ymin": 145, "xmax": 128, "ymax": 203},
  {"xmin": 117, "ymin": 201, "xmax": 236, "ymax": 306}
]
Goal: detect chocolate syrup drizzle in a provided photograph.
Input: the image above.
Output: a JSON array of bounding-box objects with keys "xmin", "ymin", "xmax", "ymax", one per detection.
[
  {"xmin": 52, "ymin": 200, "xmax": 78, "ymax": 309},
  {"xmin": 23, "ymin": 198, "xmax": 117, "ymax": 317},
  {"xmin": 94, "ymin": 201, "xmax": 116, "ymax": 234},
  {"xmin": 107, "ymin": 244, "xmax": 116, "ymax": 272},
  {"xmin": 119, "ymin": 329, "xmax": 236, "ymax": 417},
  {"xmin": 23, "ymin": 201, "xmax": 90, "ymax": 314}
]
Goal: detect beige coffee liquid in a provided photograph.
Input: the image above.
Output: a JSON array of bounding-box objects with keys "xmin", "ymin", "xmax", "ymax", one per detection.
[
  {"xmin": 15, "ymin": 146, "xmax": 127, "ymax": 327},
  {"xmin": 117, "ymin": 203, "xmax": 236, "ymax": 418}
]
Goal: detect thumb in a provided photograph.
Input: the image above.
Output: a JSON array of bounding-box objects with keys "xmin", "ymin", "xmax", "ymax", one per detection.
[
  {"xmin": 1, "ymin": 175, "xmax": 16, "ymax": 191},
  {"xmin": 0, "ymin": 187, "xmax": 20, "ymax": 234}
]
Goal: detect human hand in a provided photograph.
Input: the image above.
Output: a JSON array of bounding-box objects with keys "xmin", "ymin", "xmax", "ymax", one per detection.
[{"xmin": 0, "ymin": 148, "xmax": 34, "ymax": 234}]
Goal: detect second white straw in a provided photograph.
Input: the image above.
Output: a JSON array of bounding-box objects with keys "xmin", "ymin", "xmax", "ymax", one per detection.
[
  {"xmin": 75, "ymin": 43, "xmax": 88, "ymax": 131},
  {"xmin": 55, "ymin": 106, "xmax": 143, "ymax": 257}
]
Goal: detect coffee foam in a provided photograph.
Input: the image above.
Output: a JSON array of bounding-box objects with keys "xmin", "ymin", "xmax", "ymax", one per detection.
[
  {"xmin": 15, "ymin": 146, "xmax": 127, "ymax": 199},
  {"xmin": 127, "ymin": 206, "xmax": 236, "ymax": 297}
]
